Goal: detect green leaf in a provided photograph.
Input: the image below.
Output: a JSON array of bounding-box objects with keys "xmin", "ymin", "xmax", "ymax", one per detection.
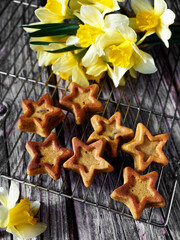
[
  {"xmin": 27, "ymin": 25, "xmax": 79, "ymax": 37},
  {"xmin": 30, "ymin": 38, "xmax": 66, "ymax": 45},
  {"xmin": 30, "ymin": 41, "xmax": 52, "ymax": 45},
  {"xmin": 46, "ymin": 45, "xmax": 82, "ymax": 53},
  {"xmin": 22, "ymin": 23, "xmax": 78, "ymax": 29},
  {"xmin": 75, "ymin": 47, "xmax": 89, "ymax": 60}
]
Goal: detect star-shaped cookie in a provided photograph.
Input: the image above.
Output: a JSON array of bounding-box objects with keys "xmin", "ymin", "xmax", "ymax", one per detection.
[
  {"xmin": 26, "ymin": 132, "xmax": 73, "ymax": 180},
  {"xmin": 63, "ymin": 137, "xmax": 114, "ymax": 187},
  {"xmin": 18, "ymin": 93, "xmax": 65, "ymax": 137},
  {"xmin": 110, "ymin": 167, "xmax": 165, "ymax": 219},
  {"xmin": 121, "ymin": 123, "xmax": 169, "ymax": 172},
  {"xmin": 87, "ymin": 112, "xmax": 134, "ymax": 157},
  {"xmin": 59, "ymin": 82, "xmax": 104, "ymax": 125}
]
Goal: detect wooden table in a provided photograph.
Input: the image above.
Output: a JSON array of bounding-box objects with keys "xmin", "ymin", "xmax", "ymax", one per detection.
[{"xmin": 0, "ymin": 0, "xmax": 180, "ymax": 239}]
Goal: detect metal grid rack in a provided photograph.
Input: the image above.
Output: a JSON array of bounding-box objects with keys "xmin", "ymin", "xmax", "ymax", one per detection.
[{"xmin": 0, "ymin": 0, "xmax": 180, "ymax": 228}]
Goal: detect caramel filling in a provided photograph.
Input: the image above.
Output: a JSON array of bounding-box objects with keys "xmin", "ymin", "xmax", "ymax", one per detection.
[
  {"xmin": 73, "ymin": 92, "xmax": 92, "ymax": 108},
  {"xmin": 128, "ymin": 176, "xmax": 152, "ymax": 203},
  {"xmin": 101, "ymin": 121, "xmax": 120, "ymax": 140},
  {"xmin": 31, "ymin": 103, "xmax": 51, "ymax": 121},
  {"xmin": 37, "ymin": 143, "xmax": 62, "ymax": 166},
  {"xmin": 136, "ymin": 136, "xmax": 159, "ymax": 161},
  {"xmin": 77, "ymin": 148, "xmax": 99, "ymax": 172}
]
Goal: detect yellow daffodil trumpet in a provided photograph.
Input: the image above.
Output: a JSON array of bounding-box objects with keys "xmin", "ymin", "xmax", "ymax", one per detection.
[{"xmin": 0, "ymin": 182, "xmax": 46, "ymax": 240}]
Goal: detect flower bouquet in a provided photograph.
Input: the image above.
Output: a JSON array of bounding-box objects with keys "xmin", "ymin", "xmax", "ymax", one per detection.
[{"xmin": 23, "ymin": 0, "xmax": 177, "ymax": 87}]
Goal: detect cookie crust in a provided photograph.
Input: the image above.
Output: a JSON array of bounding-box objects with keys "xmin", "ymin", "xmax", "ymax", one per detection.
[
  {"xmin": 59, "ymin": 82, "xmax": 104, "ymax": 125},
  {"xmin": 18, "ymin": 93, "xmax": 65, "ymax": 137},
  {"xmin": 111, "ymin": 167, "xmax": 165, "ymax": 219}
]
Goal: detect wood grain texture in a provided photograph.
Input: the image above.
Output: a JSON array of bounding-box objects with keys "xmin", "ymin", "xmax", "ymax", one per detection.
[{"xmin": 0, "ymin": 0, "xmax": 180, "ymax": 240}]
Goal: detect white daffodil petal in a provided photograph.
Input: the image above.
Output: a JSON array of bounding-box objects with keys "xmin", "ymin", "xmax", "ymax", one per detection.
[
  {"xmin": 0, "ymin": 187, "xmax": 8, "ymax": 205},
  {"xmin": 7, "ymin": 225, "xmax": 23, "ymax": 240},
  {"xmin": 35, "ymin": 8, "xmax": 64, "ymax": 23},
  {"xmin": 37, "ymin": 51, "xmax": 63, "ymax": 66},
  {"xmin": 107, "ymin": 65, "xmax": 128, "ymax": 87},
  {"xmin": 77, "ymin": 5, "xmax": 104, "ymax": 28},
  {"xmin": 156, "ymin": 26, "xmax": 171, "ymax": 47},
  {"xmin": 91, "ymin": 0, "xmax": 120, "ymax": 13},
  {"xmin": 15, "ymin": 223, "xmax": 47, "ymax": 239},
  {"xmin": 30, "ymin": 44, "xmax": 45, "ymax": 52},
  {"xmin": 132, "ymin": 42, "xmax": 144, "ymax": 59},
  {"xmin": 154, "ymin": 0, "xmax": 167, "ymax": 16},
  {"xmin": 37, "ymin": 51, "xmax": 50, "ymax": 66},
  {"xmin": 0, "ymin": 205, "xmax": 9, "ymax": 228},
  {"xmin": 30, "ymin": 201, "xmax": 40, "ymax": 216},
  {"xmin": 46, "ymin": 43, "xmax": 65, "ymax": 50},
  {"xmin": 117, "ymin": 25, "xmax": 137, "ymax": 42},
  {"xmin": 96, "ymin": 32, "xmax": 123, "ymax": 56},
  {"xmin": 160, "ymin": 9, "xmax": 176, "ymax": 26},
  {"xmin": 104, "ymin": 13, "xmax": 129, "ymax": 31},
  {"xmin": 7, "ymin": 181, "xmax": 19, "ymax": 209},
  {"xmin": 137, "ymin": 29, "xmax": 155, "ymax": 45},
  {"xmin": 82, "ymin": 44, "xmax": 99, "ymax": 67},
  {"xmin": 72, "ymin": 65, "xmax": 89, "ymax": 87},
  {"xmin": 133, "ymin": 51, "xmax": 157, "ymax": 74},
  {"xmin": 23, "ymin": 22, "xmax": 44, "ymax": 33},
  {"xmin": 131, "ymin": 0, "xmax": 153, "ymax": 14},
  {"xmin": 52, "ymin": 52, "xmax": 77, "ymax": 73},
  {"xmin": 59, "ymin": 0, "xmax": 69, "ymax": 15},
  {"xmin": 66, "ymin": 36, "xmax": 80, "ymax": 46},
  {"xmin": 86, "ymin": 60, "xmax": 107, "ymax": 76}
]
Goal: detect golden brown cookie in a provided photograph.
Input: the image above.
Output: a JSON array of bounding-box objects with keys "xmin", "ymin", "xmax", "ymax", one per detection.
[
  {"xmin": 59, "ymin": 82, "xmax": 104, "ymax": 125},
  {"xmin": 110, "ymin": 167, "xmax": 165, "ymax": 219},
  {"xmin": 87, "ymin": 112, "xmax": 134, "ymax": 157},
  {"xmin": 26, "ymin": 132, "xmax": 73, "ymax": 180},
  {"xmin": 18, "ymin": 93, "xmax": 65, "ymax": 137},
  {"xmin": 63, "ymin": 137, "xmax": 114, "ymax": 187},
  {"xmin": 121, "ymin": 123, "xmax": 169, "ymax": 172}
]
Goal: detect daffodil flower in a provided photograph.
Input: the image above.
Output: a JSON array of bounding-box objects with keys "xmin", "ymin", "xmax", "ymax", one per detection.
[
  {"xmin": 0, "ymin": 181, "xmax": 46, "ymax": 240},
  {"xmin": 88, "ymin": 0, "xmax": 121, "ymax": 13},
  {"xmin": 70, "ymin": 0, "xmax": 121, "ymax": 14},
  {"xmin": 35, "ymin": 0, "xmax": 70, "ymax": 23},
  {"xmin": 80, "ymin": 43, "xmax": 126, "ymax": 86},
  {"xmin": 66, "ymin": 5, "xmax": 131, "ymax": 85},
  {"xmin": 130, "ymin": 0, "xmax": 175, "ymax": 47},
  {"xmin": 92, "ymin": 13, "xmax": 157, "ymax": 87},
  {"xmin": 24, "ymin": 24, "xmax": 68, "ymax": 67},
  {"xmin": 31, "ymin": 42, "xmax": 67, "ymax": 66},
  {"xmin": 52, "ymin": 51, "xmax": 90, "ymax": 87},
  {"xmin": 67, "ymin": 5, "xmax": 127, "ymax": 49}
]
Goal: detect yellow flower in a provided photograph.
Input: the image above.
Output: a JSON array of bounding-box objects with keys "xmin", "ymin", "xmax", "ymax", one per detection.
[
  {"xmin": 0, "ymin": 182, "xmax": 46, "ymax": 240},
  {"xmin": 76, "ymin": 24, "xmax": 104, "ymax": 48},
  {"xmin": 70, "ymin": 0, "xmax": 121, "ymax": 13},
  {"xmin": 67, "ymin": 5, "xmax": 128, "ymax": 48},
  {"xmin": 24, "ymin": 25, "xmax": 69, "ymax": 67},
  {"xmin": 52, "ymin": 51, "xmax": 89, "ymax": 87},
  {"xmin": 92, "ymin": 13, "xmax": 157, "ymax": 87},
  {"xmin": 35, "ymin": 0, "xmax": 70, "ymax": 23},
  {"xmin": 130, "ymin": 0, "xmax": 175, "ymax": 47},
  {"xmin": 81, "ymin": 44, "xmax": 126, "ymax": 86},
  {"xmin": 31, "ymin": 42, "xmax": 67, "ymax": 66},
  {"xmin": 86, "ymin": 0, "xmax": 121, "ymax": 13},
  {"xmin": 109, "ymin": 41, "xmax": 134, "ymax": 68}
]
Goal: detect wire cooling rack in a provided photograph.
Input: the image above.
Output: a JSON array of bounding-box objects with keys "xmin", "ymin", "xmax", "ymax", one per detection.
[{"xmin": 0, "ymin": 0, "xmax": 180, "ymax": 228}]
